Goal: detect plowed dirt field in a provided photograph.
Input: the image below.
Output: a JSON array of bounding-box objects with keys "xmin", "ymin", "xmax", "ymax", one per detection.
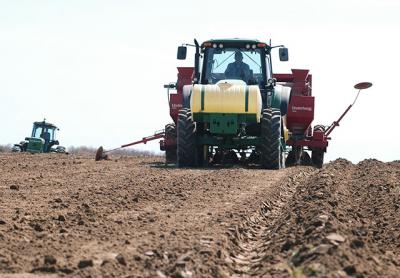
[{"xmin": 0, "ymin": 153, "xmax": 399, "ymax": 277}]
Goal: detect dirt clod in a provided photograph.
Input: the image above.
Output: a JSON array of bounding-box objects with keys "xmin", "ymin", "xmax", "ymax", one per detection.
[
  {"xmin": 57, "ymin": 215, "xmax": 66, "ymax": 221},
  {"xmin": 31, "ymin": 223, "xmax": 43, "ymax": 232},
  {"xmin": 115, "ymin": 253, "xmax": 127, "ymax": 266},
  {"xmin": 326, "ymin": 233, "xmax": 346, "ymax": 244},
  {"xmin": 313, "ymin": 244, "xmax": 332, "ymax": 254},
  {"xmin": 78, "ymin": 259, "xmax": 93, "ymax": 269},
  {"xmin": 44, "ymin": 255, "xmax": 57, "ymax": 265}
]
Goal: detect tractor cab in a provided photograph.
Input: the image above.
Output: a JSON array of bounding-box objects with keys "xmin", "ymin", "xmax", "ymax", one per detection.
[
  {"xmin": 200, "ymin": 40, "xmax": 270, "ymax": 86},
  {"xmin": 30, "ymin": 121, "xmax": 59, "ymax": 152},
  {"xmin": 178, "ymin": 38, "xmax": 288, "ymax": 88}
]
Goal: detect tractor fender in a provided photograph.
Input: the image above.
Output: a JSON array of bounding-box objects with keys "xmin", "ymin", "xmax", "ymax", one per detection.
[
  {"xmin": 182, "ymin": 85, "xmax": 193, "ymax": 109},
  {"xmin": 272, "ymin": 85, "xmax": 291, "ymax": 116}
]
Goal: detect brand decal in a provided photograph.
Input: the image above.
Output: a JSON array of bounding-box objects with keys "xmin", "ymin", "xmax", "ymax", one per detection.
[
  {"xmin": 171, "ymin": 103, "xmax": 183, "ymax": 108},
  {"xmin": 292, "ymin": 106, "xmax": 313, "ymax": 112}
]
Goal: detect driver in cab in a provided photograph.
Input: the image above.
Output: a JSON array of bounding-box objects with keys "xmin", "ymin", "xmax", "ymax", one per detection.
[{"xmin": 224, "ymin": 51, "xmax": 251, "ymax": 82}]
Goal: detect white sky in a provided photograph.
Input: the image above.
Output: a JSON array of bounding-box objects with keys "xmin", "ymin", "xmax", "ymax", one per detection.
[{"xmin": 1, "ymin": 0, "xmax": 399, "ymax": 162}]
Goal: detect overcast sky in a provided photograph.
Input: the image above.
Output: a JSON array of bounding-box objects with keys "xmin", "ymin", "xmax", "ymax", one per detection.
[{"xmin": 1, "ymin": 0, "xmax": 399, "ymax": 162}]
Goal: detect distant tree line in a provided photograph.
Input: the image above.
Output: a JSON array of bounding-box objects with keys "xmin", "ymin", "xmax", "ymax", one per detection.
[
  {"xmin": 0, "ymin": 144, "xmax": 11, "ymax": 152},
  {"xmin": 0, "ymin": 144, "xmax": 160, "ymax": 157}
]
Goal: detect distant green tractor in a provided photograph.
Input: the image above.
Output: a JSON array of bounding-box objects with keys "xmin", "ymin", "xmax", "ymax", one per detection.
[{"xmin": 12, "ymin": 120, "xmax": 67, "ymax": 153}]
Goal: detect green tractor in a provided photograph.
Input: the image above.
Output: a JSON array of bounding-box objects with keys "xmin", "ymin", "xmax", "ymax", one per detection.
[
  {"xmin": 12, "ymin": 120, "xmax": 67, "ymax": 153},
  {"xmin": 172, "ymin": 38, "xmax": 291, "ymax": 169}
]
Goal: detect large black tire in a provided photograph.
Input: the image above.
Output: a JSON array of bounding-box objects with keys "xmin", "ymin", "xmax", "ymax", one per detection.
[
  {"xmin": 301, "ymin": 151, "xmax": 313, "ymax": 166},
  {"xmin": 312, "ymin": 125, "xmax": 325, "ymax": 168},
  {"xmin": 165, "ymin": 123, "xmax": 177, "ymax": 164},
  {"xmin": 286, "ymin": 150, "xmax": 296, "ymax": 166},
  {"xmin": 11, "ymin": 144, "xmax": 22, "ymax": 152},
  {"xmin": 312, "ymin": 150, "xmax": 324, "ymax": 168},
  {"xmin": 286, "ymin": 147, "xmax": 311, "ymax": 167},
  {"xmin": 177, "ymin": 109, "xmax": 197, "ymax": 167},
  {"xmin": 260, "ymin": 108, "xmax": 284, "ymax": 169}
]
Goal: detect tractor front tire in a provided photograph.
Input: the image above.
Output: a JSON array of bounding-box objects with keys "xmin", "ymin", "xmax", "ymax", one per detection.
[
  {"xmin": 165, "ymin": 123, "xmax": 177, "ymax": 164},
  {"xmin": 177, "ymin": 109, "xmax": 197, "ymax": 167},
  {"xmin": 260, "ymin": 108, "xmax": 284, "ymax": 169}
]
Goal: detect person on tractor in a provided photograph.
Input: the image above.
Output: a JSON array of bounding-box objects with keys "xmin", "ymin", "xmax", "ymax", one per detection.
[{"xmin": 224, "ymin": 51, "xmax": 251, "ymax": 82}]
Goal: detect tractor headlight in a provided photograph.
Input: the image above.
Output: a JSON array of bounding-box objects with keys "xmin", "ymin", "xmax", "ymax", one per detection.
[
  {"xmin": 219, "ymin": 43, "xmax": 224, "ymax": 48},
  {"xmin": 246, "ymin": 44, "xmax": 250, "ymax": 49},
  {"xmin": 252, "ymin": 44, "xmax": 257, "ymax": 49},
  {"xmin": 213, "ymin": 43, "xmax": 217, "ymax": 48}
]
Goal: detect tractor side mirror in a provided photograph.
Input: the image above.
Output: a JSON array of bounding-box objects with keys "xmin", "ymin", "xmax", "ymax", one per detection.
[
  {"xmin": 163, "ymin": 83, "xmax": 176, "ymax": 89},
  {"xmin": 177, "ymin": 46, "xmax": 187, "ymax": 60},
  {"xmin": 279, "ymin": 47, "xmax": 289, "ymax": 61}
]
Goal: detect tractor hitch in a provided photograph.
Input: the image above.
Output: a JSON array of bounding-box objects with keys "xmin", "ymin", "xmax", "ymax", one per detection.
[{"xmin": 95, "ymin": 130, "xmax": 165, "ymax": 161}]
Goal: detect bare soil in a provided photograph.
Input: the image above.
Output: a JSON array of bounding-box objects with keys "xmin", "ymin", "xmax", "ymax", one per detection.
[{"xmin": 0, "ymin": 153, "xmax": 399, "ymax": 277}]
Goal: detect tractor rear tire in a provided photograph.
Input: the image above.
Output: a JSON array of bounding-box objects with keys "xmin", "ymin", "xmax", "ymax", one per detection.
[
  {"xmin": 312, "ymin": 125, "xmax": 325, "ymax": 168},
  {"xmin": 11, "ymin": 144, "xmax": 22, "ymax": 152},
  {"xmin": 177, "ymin": 109, "xmax": 197, "ymax": 167},
  {"xmin": 260, "ymin": 108, "xmax": 284, "ymax": 169},
  {"xmin": 165, "ymin": 123, "xmax": 177, "ymax": 164}
]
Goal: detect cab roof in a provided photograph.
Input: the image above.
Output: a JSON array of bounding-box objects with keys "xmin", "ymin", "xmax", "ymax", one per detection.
[
  {"xmin": 33, "ymin": 120, "xmax": 57, "ymax": 129},
  {"xmin": 202, "ymin": 38, "xmax": 269, "ymax": 47}
]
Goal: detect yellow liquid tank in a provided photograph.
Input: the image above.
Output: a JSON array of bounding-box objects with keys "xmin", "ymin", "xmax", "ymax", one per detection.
[{"xmin": 190, "ymin": 80, "xmax": 262, "ymax": 122}]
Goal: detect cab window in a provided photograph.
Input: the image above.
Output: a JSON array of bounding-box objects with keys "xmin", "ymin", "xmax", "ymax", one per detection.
[{"xmin": 203, "ymin": 48, "xmax": 263, "ymax": 85}]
